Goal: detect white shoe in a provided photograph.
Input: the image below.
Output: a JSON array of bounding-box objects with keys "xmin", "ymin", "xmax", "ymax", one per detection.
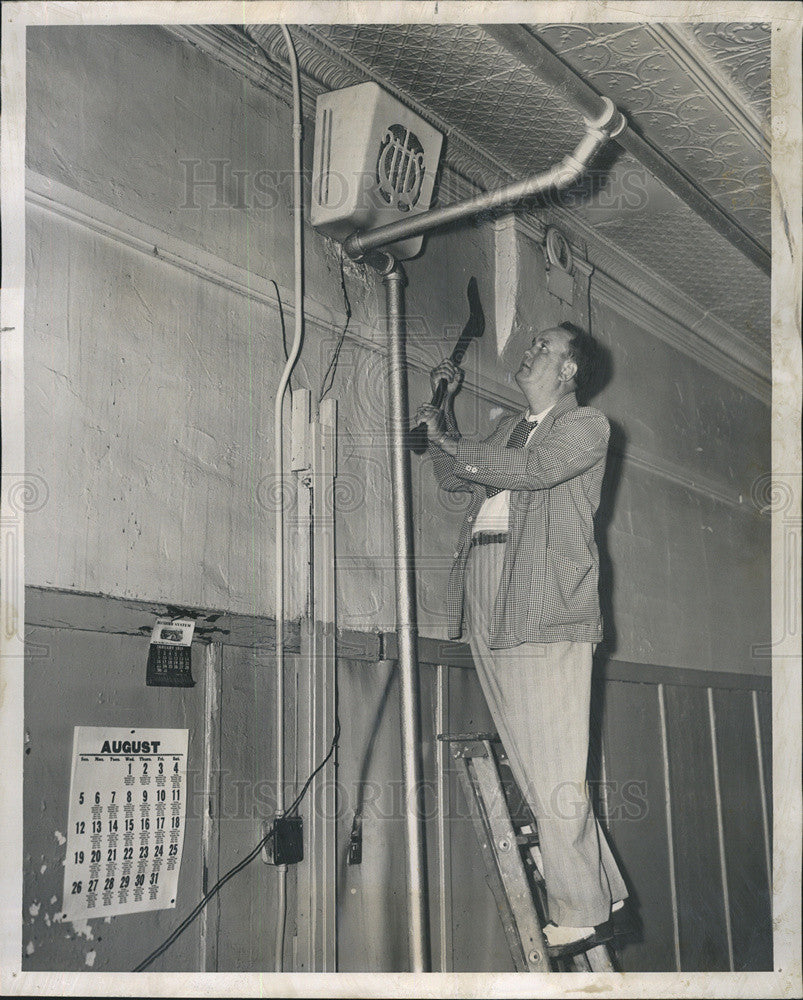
[
  {"xmin": 543, "ymin": 916, "xmax": 615, "ymax": 957},
  {"xmin": 543, "ymin": 922, "xmax": 594, "ymax": 948}
]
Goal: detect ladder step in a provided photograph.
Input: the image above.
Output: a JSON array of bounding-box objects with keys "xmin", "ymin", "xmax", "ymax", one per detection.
[
  {"xmin": 451, "ymin": 732, "xmax": 617, "ymax": 973},
  {"xmin": 436, "ymin": 731, "xmax": 500, "ymax": 742}
]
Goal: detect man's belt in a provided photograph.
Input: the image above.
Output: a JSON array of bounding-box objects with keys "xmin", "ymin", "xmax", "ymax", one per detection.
[{"xmin": 470, "ymin": 532, "xmax": 509, "ymax": 547}]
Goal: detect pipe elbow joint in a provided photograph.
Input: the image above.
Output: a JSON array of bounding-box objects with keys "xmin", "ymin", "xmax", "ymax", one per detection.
[
  {"xmin": 343, "ymin": 231, "xmax": 365, "ymax": 262},
  {"xmin": 584, "ymin": 95, "xmax": 627, "ymax": 140},
  {"xmin": 553, "ymin": 157, "xmax": 586, "ymax": 189},
  {"xmin": 344, "ymin": 233, "xmax": 397, "ymax": 275}
]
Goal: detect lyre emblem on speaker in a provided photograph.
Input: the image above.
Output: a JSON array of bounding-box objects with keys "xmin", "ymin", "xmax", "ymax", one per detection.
[{"xmin": 376, "ymin": 124, "xmax": 426, "ymax": 213}]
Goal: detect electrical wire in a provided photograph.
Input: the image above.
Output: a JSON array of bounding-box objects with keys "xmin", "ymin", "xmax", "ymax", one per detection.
[
  {"xmin": 131, "ymin": 712, "xmax": 340, "ymax": 972},
  {"xmin": 318, "ymin": 246, "xmax": 352, "ymax": 406}
]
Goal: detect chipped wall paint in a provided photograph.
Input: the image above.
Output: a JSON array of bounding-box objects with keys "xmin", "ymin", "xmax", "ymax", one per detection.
[{"xmin": 23, "ymin": 627, "xmax": 207, "ymax": 972}]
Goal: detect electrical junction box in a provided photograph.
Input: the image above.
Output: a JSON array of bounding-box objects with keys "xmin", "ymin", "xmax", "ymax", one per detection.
[
  {"xmin": 265, "ymin": 816, "xmax": 304, "ymax": 866},
  {"xmin": 311, "ymin": 82, "xmax": 444, "ymax": 260}
]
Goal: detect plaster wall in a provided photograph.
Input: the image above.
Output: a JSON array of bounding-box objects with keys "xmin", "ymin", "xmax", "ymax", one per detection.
[{"xmin": 26, "ymin": 24, "xmax": 770, "ymax": 672}]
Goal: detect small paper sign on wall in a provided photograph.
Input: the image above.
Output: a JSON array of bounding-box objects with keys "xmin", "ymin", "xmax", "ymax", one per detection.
[
  {"xmin": 62, "ymin": 726, "xmax": 189, "ymax": 920},
  {"xmin": 147, "ymin": 618, "xmax": 196, "ymax": 687}
]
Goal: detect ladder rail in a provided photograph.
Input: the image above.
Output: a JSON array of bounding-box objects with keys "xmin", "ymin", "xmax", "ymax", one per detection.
[
  {"xmin": 453, "ymin": 754, "xmax": 529, "ymax": 970},
  {"xmin": 447, "ymin": 734, "xmax": 617, "ymax": 974}
]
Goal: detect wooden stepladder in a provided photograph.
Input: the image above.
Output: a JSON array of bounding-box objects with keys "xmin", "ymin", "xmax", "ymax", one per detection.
[{"xmin": 438, "ymin": 732, "xmax": 616, "ymax": 973}]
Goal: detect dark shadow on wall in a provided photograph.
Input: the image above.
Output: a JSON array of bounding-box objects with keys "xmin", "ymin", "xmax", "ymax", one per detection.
[
  {"xmin": 582, "ymin": 337, "xmax": 642, "ymax": 959},
  {"xmin": 576, "ymin": 332, "xmax": 623, "ymax": 657},
  {"xmin": 596, "ymin": 419, "xmax": 627, "ymax": 657}
]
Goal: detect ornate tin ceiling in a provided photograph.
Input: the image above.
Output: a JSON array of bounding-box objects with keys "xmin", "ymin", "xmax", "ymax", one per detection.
[
  {"xmin": 238, "ymin": 20, "xmax": 771, "ymax": 375},
  {"xmin": 533, "ymin": 22, "xmax": 771, "ymax": 246}
]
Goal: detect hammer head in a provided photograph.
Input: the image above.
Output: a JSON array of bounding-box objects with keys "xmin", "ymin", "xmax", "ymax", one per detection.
[{"xmin": 450, "ymin": 277, "xmax": 485, "ymax": 368}]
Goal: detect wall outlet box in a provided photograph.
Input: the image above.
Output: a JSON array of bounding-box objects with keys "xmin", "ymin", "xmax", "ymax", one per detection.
[{"xmin": 265, "ymin": 816, "xmax": 303, "ymax": 866}]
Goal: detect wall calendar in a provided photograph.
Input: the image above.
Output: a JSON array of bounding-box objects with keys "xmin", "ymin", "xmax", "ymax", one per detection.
[{"xmin": 62, "ymin": 726, "xmax": 188, "ymax": 920}]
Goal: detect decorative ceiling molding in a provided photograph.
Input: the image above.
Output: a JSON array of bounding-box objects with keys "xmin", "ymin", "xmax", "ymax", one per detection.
[
  {"xmin": 531, "ymin": 22, "xmax": 771, "ymax": 248},
  {"xmin": 687, "ymin": 22, "xmax": 771, "ymax": 125},
  {"xmin": 497, "ymin": 213, "xmax": 769, "ymax": 404},
  {"xmin": 650, "ymin": 24, "xmax": 770, "ymax": 157},
  {"xmin": 544, "ymin": 203, "xmax": 770, "ymax": 390},
  {"xmin": 159, "ymin": 22, "xmax": 769, "ymax": 403}
]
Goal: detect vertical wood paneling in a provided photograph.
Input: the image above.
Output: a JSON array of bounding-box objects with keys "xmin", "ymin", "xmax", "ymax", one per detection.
[
  {"xmin": 658, "ymin": 683, "xmax": 682, "ymax": 970},
  {"xmin": 713, "ymin": 687, "xmax": 773, "ymax": 970},
  {"xmin": 755, "ymin": 689, "xmax": 773, "ymax": 856},
  {"xmin": 664, "ymin": 684, "xmax": 730, "ymax": 970},
  {"xmin": 751, "ymin": 690, "xmax": 772, "ymax": 889},
  {"xmin": 335, "ymin": 659, "xmax": 408, "ymax": 972},
  {"xmin": 600, "ymin": 678, "xmax": 678, "ymax": 971},
  {"xmin": 23, "ymin": 599, "xmax": 773, "ymax": 974},
  {"xmin": 212, "ymin": 645, "xmax": 282, "ymax": 971},
  {"xmin": 707, "ymin": 688, "xmax": 734, "ymax": 969}
]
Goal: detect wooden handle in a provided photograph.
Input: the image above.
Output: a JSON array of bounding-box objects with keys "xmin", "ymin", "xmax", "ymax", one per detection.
[{"xmin": 410, "ymin": 278, "xmax": 484, "ymax": 454}]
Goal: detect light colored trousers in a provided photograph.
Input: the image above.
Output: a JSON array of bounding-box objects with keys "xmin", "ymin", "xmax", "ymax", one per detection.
[{"xmin": 465, "ymin": 541, "xmax": 628, "ymax": 927}]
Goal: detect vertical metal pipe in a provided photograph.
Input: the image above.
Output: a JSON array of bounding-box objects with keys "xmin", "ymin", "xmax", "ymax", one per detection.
[{"xmin": 383, "ymin": 263, "xmax": 431, "ymax": 972}]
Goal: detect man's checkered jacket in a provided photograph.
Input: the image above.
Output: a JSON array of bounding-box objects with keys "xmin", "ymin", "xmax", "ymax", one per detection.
[{"xmin": 430, "ymin": 391, "xmax": 609, "ymax": 648}]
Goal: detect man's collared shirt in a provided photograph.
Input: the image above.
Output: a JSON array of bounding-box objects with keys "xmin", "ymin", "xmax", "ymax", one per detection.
[{"xmin": 472, "ymin": 403, "xmax": 555, "ymax": 535}]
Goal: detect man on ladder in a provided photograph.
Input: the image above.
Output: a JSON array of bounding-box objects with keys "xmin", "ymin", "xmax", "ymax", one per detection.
[{"xmin": 415, "ymin": 322, "xmax": 628, "ymax": 960}]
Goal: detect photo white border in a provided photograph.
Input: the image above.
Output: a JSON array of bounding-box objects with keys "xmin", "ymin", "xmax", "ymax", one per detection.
[{"xmin": 1, "ymin": 2, "xmax": 800, "ymax": 996}]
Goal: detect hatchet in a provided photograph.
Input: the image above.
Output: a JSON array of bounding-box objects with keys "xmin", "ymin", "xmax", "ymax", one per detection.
[{"xmin": 409, "ymin": 276, "xmax": 485, "ymax": 454}]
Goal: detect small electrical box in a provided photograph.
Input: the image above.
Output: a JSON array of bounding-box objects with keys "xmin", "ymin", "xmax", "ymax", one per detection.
[
  {"xmin": 347, "ymin": 812, "xmax": 362, "ymax": 866},
  {"xmin": 265, "ymin": 816, "xmax": 304, "ymax": 866},
  {"xmin": 311, "ymin": 82, "xmax": 443, "ymax": 260}
]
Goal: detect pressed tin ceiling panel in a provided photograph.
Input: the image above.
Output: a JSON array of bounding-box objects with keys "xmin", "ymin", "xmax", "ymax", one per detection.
[
  {"xmin": 687, "ymin": 22, "xmax": 771, "ymax": 123},
  {"xmin": 298, "ymin": 23, "xmax": 586, "ymax": 181},
  {"xmin": 532, "ymin": 22, "xmax": 771, "ymax": 247},
  {"xmin": 244, "ymin": 21, "xmax": 771, "ymax": 361},
  {"xmin": 548, "ymin": 179, "xmax": 770, "ymax": 345}
]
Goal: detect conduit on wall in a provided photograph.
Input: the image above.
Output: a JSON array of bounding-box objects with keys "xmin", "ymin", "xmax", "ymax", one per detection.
[
  {"xmin": 271, "ymin": 24, "xmax": 304, "ymax": 974},
  {"xmin": 245, "ymin": 25, "xmax": 625, "ymax": 966}
]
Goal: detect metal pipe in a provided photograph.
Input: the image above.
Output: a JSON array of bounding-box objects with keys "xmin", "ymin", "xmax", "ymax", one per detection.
[
  {"xmin": 350, "ymin": 102, "xmax": 627, "ymax": 974},
  {"xmin": 482, "ymin": 24, "xmax": 771, "ymax": 276},
  {"xmin": 384, "ymin": 263, "xmax": 431, "ymax": 972},
  {"xmin": 345, "ymin": 98, "xmax": 624, "ymax": 261}
]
